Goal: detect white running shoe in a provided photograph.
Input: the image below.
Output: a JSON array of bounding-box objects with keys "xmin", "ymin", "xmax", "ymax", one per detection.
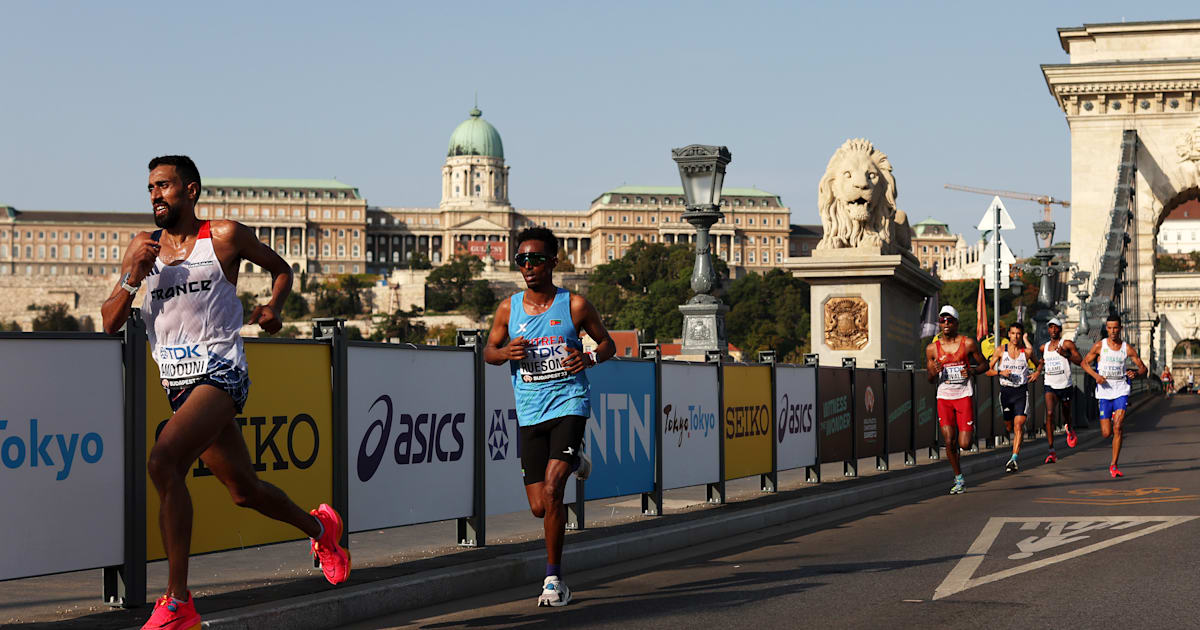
[
  {"xmin": 538, "ymin": 575, "xmax": 571, "ymax": 607},
  {"xmin": 574, "ymin": 451, "xmax": 591, "ymax": 482}
]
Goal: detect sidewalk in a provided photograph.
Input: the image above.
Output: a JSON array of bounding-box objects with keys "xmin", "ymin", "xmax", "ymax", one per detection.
[{"xmin": 2, "ymin": 402, "xmax": 1150, "ymax": 629}]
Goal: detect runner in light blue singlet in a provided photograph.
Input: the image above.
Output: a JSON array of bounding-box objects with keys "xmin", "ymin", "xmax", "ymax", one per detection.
[{"xmin": 508, "ymin": 287, "xmax": 590, "ymax": 427}]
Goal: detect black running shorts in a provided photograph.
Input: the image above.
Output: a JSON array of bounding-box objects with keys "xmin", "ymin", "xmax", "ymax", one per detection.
[
  {"xmin": 519, "ymin": 415, "xmax": 587, "ymax": 485},
  {"xmin": 1000, "ymin": 385, "xmax": 1029, "ymax": 422},
  {"xmin": 1045, "ymin": 386, "xmax": 1073, "ymax": 403}
]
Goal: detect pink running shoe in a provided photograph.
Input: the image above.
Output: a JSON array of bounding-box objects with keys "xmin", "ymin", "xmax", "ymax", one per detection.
[
  {"xmin": 141, "ymin": 592, "xmax": 200, "ymax": 630},
  {"xmin": 1109, "ymin": 464, "xmax": 1123, "ymax": 478},
  {"xmin": 1045, "ymin": 452, "xmax": 1057, "ymax": 464},
  {"xmin": 1066, "ymin": 428, "xmax": 1078, "ymax": 448},
  {"xmin": 310, "ymin": 504, "xmax": 351, "ymax": 584}
]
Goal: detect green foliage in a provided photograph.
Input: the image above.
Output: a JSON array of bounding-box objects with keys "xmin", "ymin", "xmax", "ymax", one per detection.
[
  {"xmin": 345, "ymin": 326, "xmax": 364, "ymax": 341},
  {"xmin": 271, "ymin": 325, "xmax": 302, "ymax": 339},
  {"xmin": 1, "ymin": 320, "xmax": 22, "ymax": 332},
  {"xmin": 31, "ymin": 303, "xmax": 80, "ymax": 332},
  {"xmin": 370, "ymin": 308, "xmax": 426, "ymax": 343},
  {"xmin": 725, "ymin": 269, "xmax": 811, "ymax": 358},
  {"xmin": 463, "ymin": 280, "xmax": 498, "ymax": 320},
  {"xmin": 239, "ymin": 292, "xmax": 258, "ymax": 324},
  {"xmin": 282, "ymin": 292, "xmax": 310, "ymax": 321},
  {"xmin": 585, "ymin": 242, "xmax": 729, "ymax": 344},
  {"xmin": 427, "ymin": 323, "xmax": 459, "ymax": 346},
  {"xmin": 313, "ymin": 275, "xmax": 367, "ymax": 318},
  {"xmin": 1157, "ymin": 253, "xmax": 1199, "ymax": 272},
  {"xmin": 932, "ymin": 272, "xmax": 1038, "ymax": 342},
  {"xmin": 426, "ymin": 255, "xmax": 485, "ymax": 310}
]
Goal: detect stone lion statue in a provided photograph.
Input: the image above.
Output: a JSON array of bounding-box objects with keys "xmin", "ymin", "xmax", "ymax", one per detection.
[{"xmin": 815, "ymin": 138, "xmax": 913, "ymax": 254}]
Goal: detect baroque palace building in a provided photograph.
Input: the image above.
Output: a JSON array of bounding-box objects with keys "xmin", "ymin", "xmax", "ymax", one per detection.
[{"xmin": 1, "ymin": 106, "xmax": 792, "ymax": 281}]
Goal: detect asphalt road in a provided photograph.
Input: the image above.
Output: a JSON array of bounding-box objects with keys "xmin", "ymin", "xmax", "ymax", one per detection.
[{"xmin": 345, "ymin": 394, "xmax": 1200, "ymax": 629}]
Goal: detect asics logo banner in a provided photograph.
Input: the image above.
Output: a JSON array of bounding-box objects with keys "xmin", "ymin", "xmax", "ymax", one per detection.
[
  {"xmin": 0, "ymin": 419, "xmax": 104, "ymax": 481},
  {"xmin": 776, "ymin": 394, "xmax": 814, "ymax": 443},
  {"xmin": 357, "ymin": 394, "xmax": 466, "ymax": 482}
]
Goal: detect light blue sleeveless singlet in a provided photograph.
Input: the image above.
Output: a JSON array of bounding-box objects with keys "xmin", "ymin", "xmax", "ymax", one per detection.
[{"xmin": 508, "ymin": 288, "xmax": 591, "ymax": 427}]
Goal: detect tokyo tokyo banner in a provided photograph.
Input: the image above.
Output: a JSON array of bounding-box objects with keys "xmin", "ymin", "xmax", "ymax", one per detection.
[
  {"xmin": 660, "ymin": 362, "xmax": 720, "ymax": 490},
  {"xmin": 584, "ymin": 360, "xmax": 656, "ymax": 500},
  {"xmin": 347, "ymin": 345, "xmax": 475, "ymax": 531},
  {"xmin": 819, "ymin": 367, "xmax": 854, "ymax": 463},
  {"xmin": 0, "ymin": 337, "xmax": 124, "ymax": 580},
  {"xmin": 775, "ymin": 366, "xmax": 817, "ymax": 472},
  {"xmin": 855, "ymin": 369, "xmax": 885, "ymax": 459},
  {"xmin": 723, "ymin": 365, "xmax": 772, "ymax": 481},
  {"xmin": 483, "ymin": 362, "xmax": 577, "ymax": 516},
  {"xmin": 146, "ymin": 341, "xmax": 333, "ymax": 559}
]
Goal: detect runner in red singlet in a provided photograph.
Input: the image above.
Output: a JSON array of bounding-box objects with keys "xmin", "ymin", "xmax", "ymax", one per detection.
[{"xmin": 925, "ymin": 305, "xmax": 988, "ymax": 494}]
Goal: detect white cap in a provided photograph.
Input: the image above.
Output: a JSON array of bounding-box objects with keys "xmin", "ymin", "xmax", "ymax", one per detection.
[
  {"xmin": 939, "ymin": 305, "xmax": 959, "ymax": 320},
  {"xmin": 1048, "ymin": 317, "xmax": 1063, "ymax": 327}
]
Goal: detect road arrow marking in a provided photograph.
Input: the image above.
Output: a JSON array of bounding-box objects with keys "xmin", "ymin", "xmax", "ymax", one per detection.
[{"xmin": 933, "ymin": 516, "xmax": 1198, "ymax": 600}]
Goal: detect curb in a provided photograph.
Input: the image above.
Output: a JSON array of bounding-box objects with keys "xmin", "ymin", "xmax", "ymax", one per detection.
[{"xmin": 190, "ymin": 422, "xmax": 1108, "ymax": 630}]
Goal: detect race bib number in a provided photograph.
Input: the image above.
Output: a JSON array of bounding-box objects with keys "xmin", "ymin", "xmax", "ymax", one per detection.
[
  {"xmin": 1046, "ymin": 359, "xmax": 1067, "ymax": 376},
  {"xmin": 156, "ymin": 342, "xmax": 209, "ymax": 386},
  {"xmin": 519, "ymin": 342, "xmax": 570, "ymax": 383},
  {"xmin": 944, "ymin": 364, "xmax": 967, "ymax": 384},
  {"xmin": 1000, "ymin": 372, "xmax": 1024, "ymax": 387},
  {"xmin": 1099, "ymin": 359, "xmax": 1125, "ymax": 379}
]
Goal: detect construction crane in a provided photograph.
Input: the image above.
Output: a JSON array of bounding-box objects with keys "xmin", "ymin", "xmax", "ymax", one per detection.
[{"xmin": 943, "ymin": 184, "xmax": 1070, "ymax": 221}]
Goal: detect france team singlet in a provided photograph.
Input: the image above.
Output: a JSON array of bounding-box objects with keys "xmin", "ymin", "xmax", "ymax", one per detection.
[
  {"xmin": 508, "ymin": 288, "xmax": 590, "ymax": 427},
  {"xmin": 142, "ymin": 222, "xmax": 247, "ymax": 387}
]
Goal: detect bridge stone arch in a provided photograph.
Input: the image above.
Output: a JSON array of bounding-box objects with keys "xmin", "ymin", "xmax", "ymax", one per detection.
[{"xmin": 1044, "ymin": 21, "xmax": 1200, "ymax": 372}]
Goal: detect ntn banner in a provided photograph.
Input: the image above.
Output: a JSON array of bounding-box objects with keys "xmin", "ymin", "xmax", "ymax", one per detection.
[
  {"xmin": 346, "ymin": 345, "xmax": 475, "ymax": 531},
  {"xmin": 145, "ymin": 341, "xmax": 333, "ymax": 560},
  {"xmin": 584, "ymin": 360, "xmax": 656, "ymax": 500},
  {"xmin": 723, "ymin": 365, "xmax": 772, "ymax": 481},
  {"xmin": 660, "ymin": 362, "xmax": 720, "ymax": 490}
]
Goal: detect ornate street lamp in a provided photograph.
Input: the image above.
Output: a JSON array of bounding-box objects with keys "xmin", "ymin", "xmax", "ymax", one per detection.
[
  {"xmin": 672, "ymin": 144, "xmax": 732, "ymax": 356},
  {"xmin": 1013, "ymin": 219, "xmax": 1060, "ymax": 345}
]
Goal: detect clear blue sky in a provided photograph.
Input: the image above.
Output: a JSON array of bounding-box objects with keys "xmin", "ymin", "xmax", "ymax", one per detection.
[{"xmin": 2, "ymin": 2, "xmax": 1195, "ymax": 256}]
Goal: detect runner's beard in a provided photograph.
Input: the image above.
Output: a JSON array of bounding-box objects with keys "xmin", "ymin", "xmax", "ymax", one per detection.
[{"xmin": 154, "ymin": 203, "xmax": 181, "ymax": 229}]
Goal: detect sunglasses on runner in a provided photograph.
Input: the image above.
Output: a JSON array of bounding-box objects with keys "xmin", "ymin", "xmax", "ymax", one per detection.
[
  {"xmin": 939, "ymin": 315, "xmax": 956, "ymax": 323},
  {"xmin": 514, "ymin": 252, "xmax": 550, "ymax": 268}
]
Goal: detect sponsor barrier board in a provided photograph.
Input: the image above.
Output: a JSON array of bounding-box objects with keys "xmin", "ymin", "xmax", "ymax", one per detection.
[
  {"xmin": 347, "ymin": 345, "xmax": 474, "ymax": 531},
  {"xmin": 819, "ymin": 367, "xmax": 854, "ymax": 463},
  {"xmin": 723, "ymin": 365, "xmax": 772, "ymax": 481},
  {"xmin": 775, "ymin": 366, "xmax": 817, "ymax": 471},
  {"xmin": 855, "ymin": 369, "xmax": 884, "ymax": 459},
  {"xmin": 584, "ymin": 360, "xmax": 656, "ymax": 500},
  {"xmin": 146, "ymin": 341, "xmax": 332, "ymax": 560},
  {"xmin": 660, "ymin": 362, "xmax": 720, "ymax": 490},
  {"xmin": 483, "ymin": 362, "xmax": 577, "ymax": 516},
  {"xmin": 886, "ymin": 370, "xmax": 912, "ymax": 454},
  {"xmin": 913, "ymin": 370, "xmax": 937, "ymax": 450},
  {"xmin": 976, "ymin": 375, "xmax": 995, "ymax": 441},
  {"xmin": 0, "ymin": 337, "xmax": 125, "ymax": 580}
]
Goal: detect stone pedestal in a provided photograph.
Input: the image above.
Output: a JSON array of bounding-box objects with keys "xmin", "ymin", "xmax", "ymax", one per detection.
[
  {"xmin": 679, "ymin": 294, "xmax": 729, "ymax": 357},
  {"xmin": 791, "ymin": 251, "xmax": 942, "ymax": 367}
]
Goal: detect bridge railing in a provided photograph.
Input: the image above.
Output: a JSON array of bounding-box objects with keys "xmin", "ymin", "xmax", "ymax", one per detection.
[
  {"xmin": 1082, "ymin": 129, "xmax": 1138, "ymax": 347},
  {"xmin": 0, "ymin": 328, "xmax": 1156, "ymax": 607}
]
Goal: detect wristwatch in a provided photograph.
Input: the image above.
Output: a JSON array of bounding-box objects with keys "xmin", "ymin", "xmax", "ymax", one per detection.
[{"xmin": 119, "ymin": 272, "xmax": 141, "ymax": 295}]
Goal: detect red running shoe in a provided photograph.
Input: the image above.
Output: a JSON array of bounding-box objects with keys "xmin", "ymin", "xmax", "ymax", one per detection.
[
  {"xmin": 1045, "ymin": 452, "xmax": 1057, "ymax": 464},
  {"xmin": 1066, "ymin": 428, "xmax": 1078, "ymax": 448},
  {"xmin": 141, "ymin": 592, "xmax": 200, "ymax": 630},
  {"xmin": 1109, "ymin": 464, "xmax": 1123, "ymax": 478},
  {"xmin": 310, "ymin": 504, "xmax": 351, "ymax": 584}
]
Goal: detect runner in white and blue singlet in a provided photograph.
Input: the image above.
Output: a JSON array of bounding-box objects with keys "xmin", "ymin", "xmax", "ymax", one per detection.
[
  {"xmin": 484, "ymin": 226, "xmax": 615, "ymax": 608},
  {"xmin": 101, "ymin": 156, "xmax": 350, "ymax": 630},
  {"xmin": 1081, "ymin": 314, "xmax": 1147, "ymax": 478}
]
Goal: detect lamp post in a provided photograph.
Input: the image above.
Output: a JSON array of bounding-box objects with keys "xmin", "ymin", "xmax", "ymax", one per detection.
[
  {"xmin": 1013, "ymin": 219, "xmax": 1064, "ymax": 346},
  {"xmin": 672, "ymin": 144, "xmax": 732, "ymax": 357}
]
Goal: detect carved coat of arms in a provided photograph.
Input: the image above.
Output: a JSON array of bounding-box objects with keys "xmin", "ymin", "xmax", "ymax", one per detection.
[{"xmin": 824, "ymin": 297, "xmax": 869, "ymax": 350}]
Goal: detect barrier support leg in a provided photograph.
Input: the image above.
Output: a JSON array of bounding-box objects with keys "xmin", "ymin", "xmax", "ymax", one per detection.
[
  {"xmin": 761, "ymin": 472, "xmax": 777, "ymax": 493},
  {"xmin": 108, "ymin": 313, "xmax": 147, "ymax": 608},
  {"xmin": 844, "ymin": 459, "xmax": 857, "ymax": 478},
  {"xmin": 566, "ymin": 478, "xmax": 585, "ymax": 530},
  {"xmin": 641, "ymin": 488, "xmax": 663, "ymax": 516},
  {"xmin": 707, "ymin": 480, "xmax": 725, "ymax": 504},
  {"xmin": 805, "ymin": 464, "xmax": 821, "ymax": 483},
  {"xmin": 905, "ymin": 449, "xmax": 916, "ymax": 466}
]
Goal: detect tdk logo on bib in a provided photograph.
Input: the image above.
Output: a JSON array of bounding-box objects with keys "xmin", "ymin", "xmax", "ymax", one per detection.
[{"xmin": 159, "ymin": 345, "xmax": 202, "ymax": 361}]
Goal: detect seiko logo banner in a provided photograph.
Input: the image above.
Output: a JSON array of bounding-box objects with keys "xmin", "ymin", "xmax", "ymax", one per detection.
[{"xmin": 154, "ymin": 414, "xmax": 318, "ymax": 476}]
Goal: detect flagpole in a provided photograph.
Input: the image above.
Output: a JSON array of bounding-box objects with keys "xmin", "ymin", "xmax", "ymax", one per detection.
[{"xmin": 994, "ymin": 200, "xmax": 1000, "ymax": 351}]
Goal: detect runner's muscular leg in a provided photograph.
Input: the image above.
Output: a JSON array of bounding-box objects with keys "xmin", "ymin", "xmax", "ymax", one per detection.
[
  {"xmin": 147, "ymin": 385, "xmax": 239, "ymax": 599},
  {"xmin": 940, "ymin": 425, "xmax": 961, "ymax": 475},
  {"xmin": 198, "ymin": 389, "xmax": 320, "ymax": 538},
  {"xmin": 1012, "ymin": 416, "xmax": 1026, "ymax": 455},
  {"xmin": 540, "ymin": 458, "xmax": 571, "ymax": 567},
  {"xmin": 1110, "ymin": 409, "xmax": 1126, "ymax": 466},
  {"xmin": 1044, "ymin": 392, "xmax": 1057, "ymax": 446}
]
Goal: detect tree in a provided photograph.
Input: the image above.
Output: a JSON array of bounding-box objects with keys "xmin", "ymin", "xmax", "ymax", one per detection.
[
  {"xmin": 313, "ymin": 275, "xmax": 367, "ymax": 318},
  {"xmin": 463, "ymin": 280, "xmax": 497, "ymax": 321},
  {"xmin": 239, "ymin": 292, "xmax": 259, "ymax": 324},
  {"xmin": 1, "ymin": 321, "xmax": 21, "ymax": 332},
  {"xmin": 426, "ymin": 323, "xmax": 458, "ymax": 346},
  {"xmin": 370, "ymin": 308, "xmax": 427, "ymax": 343},
  {"xmin": 30, "ymin": 303, "xmax": 81, "ymax": 332},
  {"xmin": 725, "ymin": 269, "xmax": 811, "ymax": 358},
  {"xmin": 1157, "ymin": 254, "xmax": 1190, "ymax": 272},
  {"xmin": 282, "ymin": 292, "xmax": 310, "ymax": 321},
  {"xmin": 426, "ymin": 255, "xmax": 484, "ymax": 310},
  {"xmin": 271, "ymin": 325, "xmax": 302, "ymax": 339}
]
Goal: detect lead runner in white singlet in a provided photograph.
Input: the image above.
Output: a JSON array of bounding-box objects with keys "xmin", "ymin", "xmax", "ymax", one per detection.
[{"xmin": 101, "ymin": 156, "xmax": 350, "ymax": 630}]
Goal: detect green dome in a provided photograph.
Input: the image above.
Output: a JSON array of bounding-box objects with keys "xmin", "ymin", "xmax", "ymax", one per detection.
[{"xmin": 447, "ymin": 107, "xmax": 504, "ymax": 158}]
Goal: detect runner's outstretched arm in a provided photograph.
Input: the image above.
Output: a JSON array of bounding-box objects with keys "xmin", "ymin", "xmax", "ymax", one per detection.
[
  {"xmin": 564, "ymin": 294, "xmax": 614, "ymax": 374},
  {"xmin": 1080, "ymin": 341, "xmax": 1105, "ymax": 384},
  {"xmin": 101, "ymin": 231, "xmax": 159, "ymax": 335},
  {"xmin": 223, "ymin": 221, "xmax": 291, "ymax": 334},
  {"xmin": 1066, "ymin": 340, "xmax": 1084, "ymax": 365}
]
